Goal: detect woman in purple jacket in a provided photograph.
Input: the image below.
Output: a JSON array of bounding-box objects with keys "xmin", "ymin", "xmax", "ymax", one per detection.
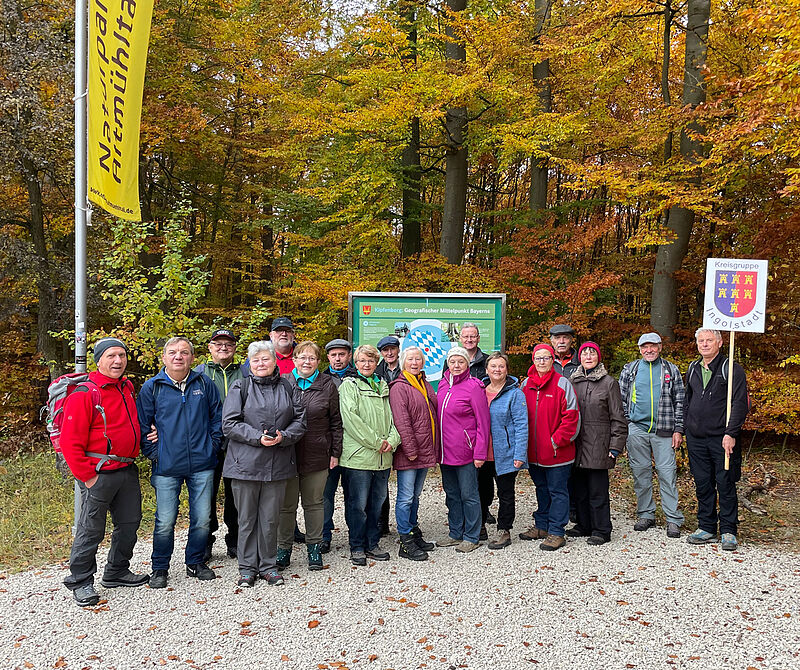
[
  {"xmin": 436, "ymin": 346, "xmax": 491, "ymax": 553},
  {"xmin": 389, "ymin": 346, "xmax": 439, "ymax": 562}
]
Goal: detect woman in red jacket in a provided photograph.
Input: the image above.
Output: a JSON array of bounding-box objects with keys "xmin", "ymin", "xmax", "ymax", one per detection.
[
  {"xmin": 388, "ymin": 346, "xmax": 439, "ymax": 561},
  {"xmin": 519, "ymin": 343, "xmax": 581, "ymax": 551}
]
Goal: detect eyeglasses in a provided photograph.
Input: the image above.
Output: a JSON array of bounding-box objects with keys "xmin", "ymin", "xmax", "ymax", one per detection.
[
  {"xmin": 533, "ymin": 356, "xmax": 552, "ymax": 362},
  {"xmin": 211, "ymin": 342, "xmax": 235, "ymax": 350},
  {"xmin": 295, "ymin": 356, "xmax": 318, "ymax": 362}
]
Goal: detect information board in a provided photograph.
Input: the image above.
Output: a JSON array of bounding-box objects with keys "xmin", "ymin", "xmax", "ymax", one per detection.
[
  {"xmin": 348, "ymin": 292, "xmax": 506, "ymax": 384},
  {"xmin": 702, "ymin": 258, "xmax": 768, "ymax": 333}
]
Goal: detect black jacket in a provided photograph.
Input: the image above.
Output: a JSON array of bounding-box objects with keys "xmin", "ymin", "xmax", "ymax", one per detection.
[
  {"xmin": 684, "ymin": 354, "xmax": 749, "ymax": 439},
  {"xmin": 469, "ymin": 348, "xmax": 488, "ymax": 380},
  {"xmin": 285, "ymin": 372, "xmax": 343, "ymax": 473},
  {"xmin": 376, "ymin": 360, "xmax": 401, "ymax": 383},
  {"xmin": 554, "ymin": 350, "xmax": 580, "ymax": 378},
  {"xmin": 323, "ymin": 365, "xmax": 358, "ymax": 388}
]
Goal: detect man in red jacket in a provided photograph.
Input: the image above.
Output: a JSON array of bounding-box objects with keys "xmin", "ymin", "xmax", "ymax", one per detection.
[
  {"xmin": 518, "ymin": 343, "xmax": 581, "ymax": 551},
  {"xmin": 61, "ymin": 338, "xmax": 148, "ymax": 606}
]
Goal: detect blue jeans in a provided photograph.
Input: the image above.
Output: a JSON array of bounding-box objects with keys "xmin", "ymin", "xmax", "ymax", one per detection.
[
  {"xmin": 322, "ymin": 465, "xmax": 346, "ymax": 543},
  {"xmin": 151, "ymin": 469, "xmax": 214, "ymax": 570},
  {"xmin": 528, "ymin": 464, "xmax": 571, "ymax": 537},
  {"xmin": 395, "ymin": 468, "xmax": 428, "ymax": 535},
  {"xmin": 341, "ymin": 468, "xmax": 390, "ymax": 552},
  {"xmin": 440, "ymin": 463, "xmax": 481, "ymax": 543}
]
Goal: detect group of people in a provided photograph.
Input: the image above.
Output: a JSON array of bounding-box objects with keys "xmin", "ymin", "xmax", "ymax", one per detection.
[{"xmin": 58, "ymin": 317, "xmax": 749, "ymax": 607}]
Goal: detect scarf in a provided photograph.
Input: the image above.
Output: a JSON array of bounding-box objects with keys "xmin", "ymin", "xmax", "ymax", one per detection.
[{"xmin": 403, "ymin": 370, "xmax": 435, "ymax": 443}]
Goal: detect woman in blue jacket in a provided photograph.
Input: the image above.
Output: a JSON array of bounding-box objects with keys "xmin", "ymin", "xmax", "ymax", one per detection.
[{"xmin": 481, "ymin": 352, "xmax": 528, "ymax": 549}]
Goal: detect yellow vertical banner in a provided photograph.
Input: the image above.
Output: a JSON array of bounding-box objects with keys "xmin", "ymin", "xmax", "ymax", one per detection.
[{"xmin": 87, "ymin": 0, "xmax": 154, "ymax": 221}]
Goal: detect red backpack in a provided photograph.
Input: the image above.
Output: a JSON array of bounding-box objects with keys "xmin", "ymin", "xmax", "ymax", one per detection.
[{"xmin": 42, "ymin": 373, "xmax": 104, "ymax": 453}]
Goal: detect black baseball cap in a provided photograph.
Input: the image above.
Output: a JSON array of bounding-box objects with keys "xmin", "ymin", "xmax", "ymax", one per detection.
[
  {"xmin": 210, "ymin": 328, "xmax": 236, "ymax": 342},
  {"xmin": 270, "ymin": 316, "xmax": 295, "ymax": 331}
]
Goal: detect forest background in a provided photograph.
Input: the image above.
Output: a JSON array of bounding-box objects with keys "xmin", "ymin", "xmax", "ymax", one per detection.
[{"xmin": 2, "ymin": 0, "xmax": 800, "ymax": 449}]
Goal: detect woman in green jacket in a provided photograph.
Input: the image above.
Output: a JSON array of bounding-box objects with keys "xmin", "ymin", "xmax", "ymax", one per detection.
[{"xmin": 339, "ymin": 344, "xmax": 400, "ymax": 566}]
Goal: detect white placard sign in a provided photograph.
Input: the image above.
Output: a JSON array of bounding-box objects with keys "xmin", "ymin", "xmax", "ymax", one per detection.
[{"xmin": 702, "ymin": 258, "xmax": 768, "ymax": 332}]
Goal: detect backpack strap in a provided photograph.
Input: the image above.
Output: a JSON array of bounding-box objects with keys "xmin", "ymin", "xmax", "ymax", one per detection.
[{"xmin": 77, "ymin": 380, "xmax": 124, "ymax": 472}]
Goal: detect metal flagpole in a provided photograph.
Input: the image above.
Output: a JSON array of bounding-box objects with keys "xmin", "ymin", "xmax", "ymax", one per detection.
[{"xmin": 73, "ymin": 0, "xmax": 89, "ymax": 533}]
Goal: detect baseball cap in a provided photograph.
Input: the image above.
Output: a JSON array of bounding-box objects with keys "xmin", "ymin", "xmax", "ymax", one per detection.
[
  {"xmin": 270, "ymin": 317, "xmax": 295, "ymax": 331},
  {"xmin": 210, "ymin": 328, "xmax": 236, "ymax": 342}
]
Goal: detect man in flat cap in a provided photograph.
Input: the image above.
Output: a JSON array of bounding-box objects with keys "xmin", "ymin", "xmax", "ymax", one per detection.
[
  {"xmin": 549, "ymin": 324, "xmax": 580, "ymax": 378},
  {"xmin": 376, "ymin": 336, "xmax": 402, "ymax": 383},
  {"xmin": 619, "ymin": 332, "xmax": 685, "ymax": 538},
  {"xmin": 321, "ymin": 338, "xmax": 357, "ymax": 552},
  {"xmin": 61, "ymin": 338, "xmax": 148, "ymax": 606},
  {"xmin": 270, "ymin": 317, "xmax": 297, "ymax": 374},
  {"xmin": 323, "ymin": 338, "xmax": 358, "ymax": 387},
  {"xmin": 195, "ymin": 328, "xmax": 243, "ymax": 561}
]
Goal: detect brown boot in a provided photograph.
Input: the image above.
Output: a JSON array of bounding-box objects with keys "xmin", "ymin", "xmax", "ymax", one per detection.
[
  {"xmin": 519, "ymin": 526, "xmax": 547, "ymax": 541},
  {"xmin": 539, "ymin": 534, "xmax": 566, "ymax": 551}
]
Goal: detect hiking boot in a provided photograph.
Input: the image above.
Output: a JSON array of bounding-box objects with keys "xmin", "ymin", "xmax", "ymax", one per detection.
[
  {"xmin": 263, "ymin": 570, "xmax": 284, "ymax": 586},
  {"xmin": 519, "ymin": 526, "xmax": 547, "ymax": 541},
  {"xmin": 73, "ymin": 583, "xmax": 100, "ymax": 607},
  {"xmin": 479, "ymin": 525, "xmax": 488, "ymax": 541},
  {"xmin": 350, "ymin": 550, "xmax": 367, "ymax": 566},
  {"xmin": 721, "ymin": 533, "xmax": 738, "ymax": 551},
  {"xmin": 237, "ymin": 573, "xmax": 256, "ymax": 588},
  {"xmin": 101, "ymin": 571, "xmax": 149, "ymax": 589},
  {"xmin": 485, "ymin": 511, "xmax": 497, "ymax": 525},
  {"xmin": 436, "ymin": 535, "xmax": 461, "ymax": 547},
  {"xmin": 399, "ymin": 533, "xmax": 428, "ymax": 561},
  {"xmin": 455, "ymin": 540, "xmax": 480, "ymax": 553},
  {"xmin": 410, "ymin": 526, "xmax": 434, "ymax": 551},
  {"xmin": 565, "ymin": 526, "xmax": 590, "ymax": 538},
  {"xmin": 149, "ymin": 570, "xmax": 168, "ymax": 589},
  {"xmin": 586, "ymin": 534, "xmax": 609, "ymax": 546},
  {"xmin": 319, "ymin": 539, "xmax": 331, "ymax": 554},
  {"xmin": 633, "ymin": 518, "xmax": 655, "ymax": 532},
  {"xmin": 666, "ymin": 522, "xmax": 681, "ymax": 539},
  {"xmin": 488, "ymin": 530, "xmax": 511, "ymax": 550},
  {"xmin": 366, "ymin": 546, "xmax": 390, "ymax": 561},
  {"xmin": 276, "ymin": 547, "xmax": 292, "ymax": 570},
  {"xmin": 307, "ymin": 543, "xmax": 323, "ymax": 571},
  {"xmin": 686, "ymin": 528, "xmax": 716, "ymax": 545},
  {"xmin": 539, "ymin": 534, "xmax": 566, "ymax": 551},
  {"xmin": 186, "ymin": 562, "xmax": 216, "ymax": 581}
]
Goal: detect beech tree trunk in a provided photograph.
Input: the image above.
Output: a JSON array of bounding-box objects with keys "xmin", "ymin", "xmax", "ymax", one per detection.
[
  {"xmin": 651, "ymin": 0, "xmax": 710, "ymax": 339},
  {"xmin": 440, "ymin": 0, "xmax": 467, "ymax": 264},
  {"xmin": 401, "ymin": 2, "xmax": 422, "ymax": 257},
  {"xmin": 21, "ymin": 156, "xmax": 63, "ymax": 378},
  {"xmin": 530, "ymin": 0, "xmax": 552, "ymax": 212}
]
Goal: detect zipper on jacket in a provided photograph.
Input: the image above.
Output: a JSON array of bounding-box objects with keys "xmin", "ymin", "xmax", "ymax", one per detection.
[
  {"xmin": 532, "ymin": 389, "xmax": 540, "ymax": 465},
  {"xmin": 116, "ymin": 383, "xmax": 138, "ymax": 450}
]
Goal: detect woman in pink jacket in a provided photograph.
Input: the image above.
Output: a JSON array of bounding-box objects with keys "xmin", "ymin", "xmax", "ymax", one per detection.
[{"xmin": 436, "ymin": 347, "xmax": 491, "ymax": 553}]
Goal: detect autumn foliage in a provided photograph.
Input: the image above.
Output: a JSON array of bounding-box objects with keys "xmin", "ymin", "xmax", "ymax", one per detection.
[{"xmin": 1, "ymin": 0, "xmax": 799, "ymax": 440}]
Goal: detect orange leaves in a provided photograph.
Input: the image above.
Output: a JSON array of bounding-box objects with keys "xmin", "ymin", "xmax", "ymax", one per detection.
[{"xmin": 308, "ymin": 620, "xmax": 321, "ymax": 629}]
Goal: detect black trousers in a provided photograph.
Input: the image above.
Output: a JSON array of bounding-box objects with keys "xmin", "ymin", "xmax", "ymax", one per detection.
[
  {"xmin": 209, "ymin": 450, "xmax": 239, "ymax": 550},
  {"xmin": 478, "ymin": 462, "xmax": 496, "ymax": 524},
  {"xmin": 572, "ymin": 467, "xmax": 612, "ymax": 539},
  {"xmin": 494, "ymin": 468, "xmax": 519, "ymax": 530},
  {"xmin": 687, "ymin": 433, "xmax": 741, "ymax": 535},
  {"xmin": 64, "ymin": 464, "xmax": 142, "ymax": 590}
]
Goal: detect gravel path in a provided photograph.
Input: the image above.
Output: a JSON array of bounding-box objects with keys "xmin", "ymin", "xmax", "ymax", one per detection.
[{"xmin": 2, "ymin": 473, "xmax": 798, "ymax": 670}]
